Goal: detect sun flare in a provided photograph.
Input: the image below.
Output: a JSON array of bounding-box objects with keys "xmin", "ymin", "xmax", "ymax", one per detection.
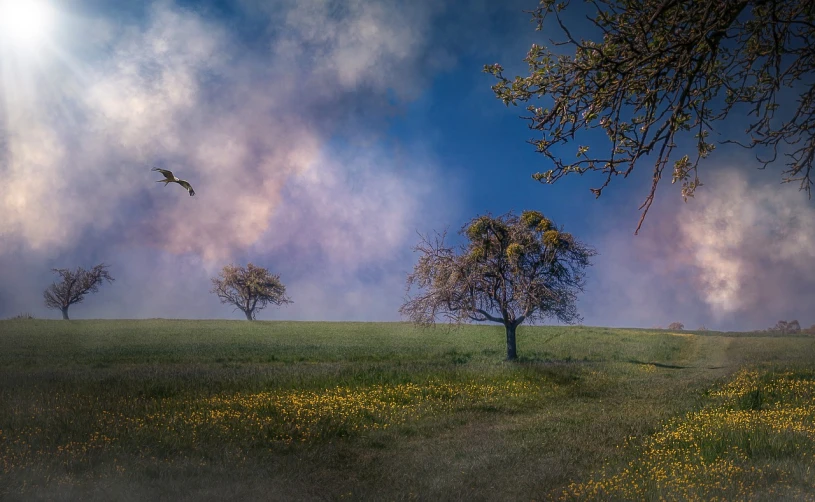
[{"xmin": 0, "ymin": 0, "xmax": 54, "ymax": 47}]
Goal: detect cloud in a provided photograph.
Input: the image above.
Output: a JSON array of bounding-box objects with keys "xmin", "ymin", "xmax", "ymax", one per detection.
[
  {"xmin": 1, "ymin": 0, "xmax": 444, "ymax": 258},
  {"xmin": 678, "ymin": 169, "xmax": 815, "ymax": 326},
  {"xmin": 261, "ymin": 143, "xmax": 439, "ymax": 264},
  {"xmin": 583, "ymin": 219, "xmax": 707, "ymax": 330},
  {"xmin": 271, "ymin": 0, "xmax": 436, "ymax": 95},
  {"xmin": 584, "ymin": 166, "xmax": 815, "ymax": 331},
  {"xmin": 0, "ymin": 0, "xmax": 465, "ymax": 320}
]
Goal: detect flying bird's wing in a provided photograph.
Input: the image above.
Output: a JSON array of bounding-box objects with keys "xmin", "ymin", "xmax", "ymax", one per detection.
[
  {"xmin": 151, "ymin": 167, "xmax": 175, "ymax": 180},
  {"xmin": 177, "ymin": 179, "xmax": 195, "ymax": 196}
]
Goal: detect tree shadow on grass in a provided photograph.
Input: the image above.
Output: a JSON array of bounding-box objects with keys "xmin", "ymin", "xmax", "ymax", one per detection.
[{"xmin": 627, "ymin": 359, "xmax": 729, "ymax": 370}]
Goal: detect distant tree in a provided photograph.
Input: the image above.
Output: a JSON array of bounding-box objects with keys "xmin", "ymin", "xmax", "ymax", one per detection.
[
  {"xmin": 769, "ymin": 319, "xmax": 802, "ymax": 334},
  {"xmin": 668, "ymin": 322, "xmax": 685, "ymax": 330},
  {"xmin": 770, "ymin": 319, "xmax": 801, "ymax": 334},
  {"xmin": 771, "ymin": 320, "xmax": 788, "ymax": 334},
  {"xmin": 400, "ymin": 210, "xmax": 596, "ymax": 361},
  {"xmin": 210, "ymin": 263, "xmax": 292, "ymax": 321},
  {"xmin": 485, "ymin": 0, "xmax": 815, "ymax": 234},
  {"xmin": 43, "ymin": 264, "xmax": 114, "ymax": 320},
  {"xmin": 697, "ymin": 325, "xmax": 708, "ymax": 332}
]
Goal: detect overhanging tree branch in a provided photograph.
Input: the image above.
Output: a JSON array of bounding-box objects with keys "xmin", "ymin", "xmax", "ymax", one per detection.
[{"xmin": 485, "ymin": 0, "xmax": 814, "ymax": 234}]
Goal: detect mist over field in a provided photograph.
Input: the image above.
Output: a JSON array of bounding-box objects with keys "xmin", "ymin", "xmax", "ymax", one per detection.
[{"xmin": 586, "ymin": 168, "xmax": 815, "ymax": 331}]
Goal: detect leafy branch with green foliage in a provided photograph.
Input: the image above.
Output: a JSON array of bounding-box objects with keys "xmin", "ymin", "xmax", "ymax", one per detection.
[
  {"xmin": 400, "ymin": 210, "xmax": 596, "ymax": 360},
  {"xmin": 485, "ymin": 0, "xmax": 815, "ymax": 233}
]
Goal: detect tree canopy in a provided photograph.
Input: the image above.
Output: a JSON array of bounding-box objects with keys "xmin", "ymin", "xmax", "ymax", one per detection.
[
  {"xmin": 43, "ymin": 264, "xmax": 114, "ymax": 320},
  {"xmin": 210, "ymin": 263, "xmax": 292, "ymax": 321},
  {"xmin": 400, "ymin": 210, "xmax": 596, "ymax": 360},
  {"xmin": 485, "ymin": 0, "xmax": 815, "ymax": 233}
]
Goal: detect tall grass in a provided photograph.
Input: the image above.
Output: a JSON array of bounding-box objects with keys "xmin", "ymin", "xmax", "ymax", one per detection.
[
  {"xmin": 561, "ymin": 368, "xmax": 815, "ymax": 500},
  {"xmin": 1, "ymin": 320, "xmax": 814, "ymax": 500}
]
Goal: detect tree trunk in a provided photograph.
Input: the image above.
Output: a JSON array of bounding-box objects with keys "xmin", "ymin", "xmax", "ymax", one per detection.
[
  {"xmin": 61, "ymin": 307, "xmax": 69, "ymax": 320},
  {"xmin": 244, "ymin": 309, "xmax": 254, "ymax": 321},
  {"xmin": 505, "ymin": 323, "xmax": 517, "ymax": 361}
]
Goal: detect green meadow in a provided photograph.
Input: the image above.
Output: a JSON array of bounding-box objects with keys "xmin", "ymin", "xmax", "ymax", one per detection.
[{"xmin": 1, "ymin": 319, "xmax": 814, "ymax": 500}]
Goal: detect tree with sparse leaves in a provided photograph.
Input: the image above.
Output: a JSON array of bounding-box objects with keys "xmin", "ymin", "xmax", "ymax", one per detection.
[
  {"xmin": 485, "ymin": 0, "xmax": 815, "ymax": 233},
  {"xmin": 43, "ymin": 264, "xmax": 114, "ymax": 320},
  {"xmin": 210, "ymin": 263, "xmax": 292, "ymax": 320},
  {"xmin": 668, "ymin": 321, "xmax": 684, "ymax": 330},
  {"xmin": 400, "ymin": 210, "xmax": 596, "ymax": 361}
]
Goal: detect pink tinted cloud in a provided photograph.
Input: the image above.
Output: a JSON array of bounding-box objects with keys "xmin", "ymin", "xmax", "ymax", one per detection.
[
  {"xmin": 585, "ymin": 166, "xmax": 815, "ymax": 331},
  {"xmin": 1, "ymin": 0, "xmax": 447, "ymax": 260},
  {"xmin": 678, "ymin": 168, "xmax": 815, "ymax": 326},
  {"xmin": 0, "ymin": 0, "xmax": 461, "ymax": 320}
]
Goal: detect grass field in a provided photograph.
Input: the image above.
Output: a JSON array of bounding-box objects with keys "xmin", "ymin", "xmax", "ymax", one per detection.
[{"xmin": 1, "ymin": 319, "xmax": 814, "ymax": 501}]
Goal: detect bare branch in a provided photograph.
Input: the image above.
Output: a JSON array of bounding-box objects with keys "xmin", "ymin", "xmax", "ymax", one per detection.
[{"xmin": 43, "ymin": 264, "xmax": 114, "ymax": 319}]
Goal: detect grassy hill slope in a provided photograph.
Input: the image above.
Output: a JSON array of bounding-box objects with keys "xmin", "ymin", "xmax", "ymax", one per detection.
[{"xmin": 1, "ymin": 320, "xmax": 813, "ymax": 500}]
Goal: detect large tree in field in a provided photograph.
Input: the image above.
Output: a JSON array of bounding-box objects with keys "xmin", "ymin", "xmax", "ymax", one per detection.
[
  {"xmin": 485, "ymin": 0, "xmax": 815, "ymax": 233},
  {"xmin": 43, "ymin": 264, "xmax": 114, "ymax": 320},
  {"xmin": 400, "ymin": 211, "xmax": 596, "ymax": 361},
  {"xmin": 210, "ymin": 263, "xmax": 292, "ymax": 320}
]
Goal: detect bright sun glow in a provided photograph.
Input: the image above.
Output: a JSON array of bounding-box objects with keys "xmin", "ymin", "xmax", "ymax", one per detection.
[{"xmin": 0, "ymin": 0, "xmax": 54, "ymax": 47}]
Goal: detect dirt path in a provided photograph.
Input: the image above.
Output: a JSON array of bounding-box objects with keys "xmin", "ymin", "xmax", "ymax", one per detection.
[{"xmin": 686, "ymin": 333, "xmax": 734, "ymax": 370}]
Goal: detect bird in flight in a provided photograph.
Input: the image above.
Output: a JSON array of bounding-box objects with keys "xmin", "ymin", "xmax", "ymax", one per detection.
[{"xmin": 152, "ymin": 167, "xmax": 195, "ymax": 196}]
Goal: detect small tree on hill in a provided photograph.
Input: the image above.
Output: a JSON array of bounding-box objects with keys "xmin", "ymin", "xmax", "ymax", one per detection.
[
  {"xmin": 43, "ymin": 264, "xmax": 114, "ymax": 320},
  {"xmin": 210, "ymin": 263, "xmax": 292, "ymax": 320},
  {"xmin": 400, "ymin": 210, "xmax": 596, "ymax": 361},
  {"xmin": 668, "ymin": 322, "xmax": 685, "ymax": 330}
]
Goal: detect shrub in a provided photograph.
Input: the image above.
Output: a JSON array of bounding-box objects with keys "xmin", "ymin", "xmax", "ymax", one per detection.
[
  {"xmin": 668, "ymin": 322, "xmax": 684, "ymax": 330},
  {"xmin": 7, "ymin": 312, "xmax": 34, "ymax": 320}
]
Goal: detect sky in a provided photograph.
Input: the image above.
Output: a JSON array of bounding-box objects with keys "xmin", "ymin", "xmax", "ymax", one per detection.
[{"xmin": 0, "ymin": 0, "xmax": 813, "ymax": 331}]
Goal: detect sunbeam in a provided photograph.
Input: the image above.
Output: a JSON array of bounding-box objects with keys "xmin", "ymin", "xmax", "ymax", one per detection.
[{"xmin": 0, "ymin": 0, "xmax": 55, "ymax": 48}]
